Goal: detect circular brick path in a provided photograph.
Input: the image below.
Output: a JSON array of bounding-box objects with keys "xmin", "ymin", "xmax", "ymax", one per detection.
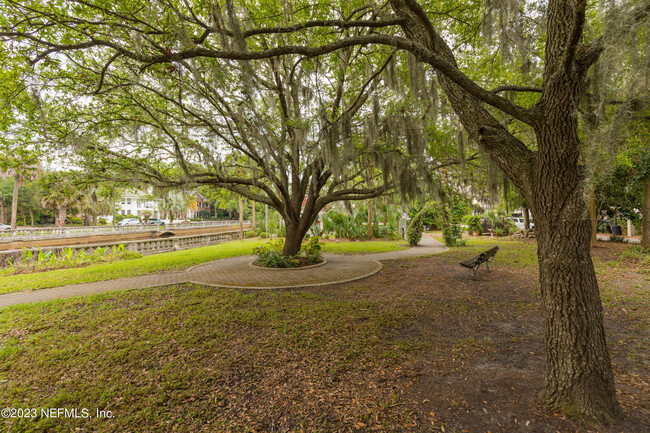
[
  {"xmin": 188, "ymin": 254, "xmax": 382, "ymax": 289},
  {"xmin": 0, "ymin": 236, "xmax": 446, "ymax": 307}
]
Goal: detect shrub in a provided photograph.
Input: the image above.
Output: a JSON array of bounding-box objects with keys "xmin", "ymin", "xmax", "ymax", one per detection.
[
  {"xmin": 467, "ymin": 216, "xmax": 482, "ymax": 235},
  {"xmin": 310, "ymin": 223, "xmax": 323, "ymax": 237},
  {"xmin": 253, "ymin": 239, "xmax": 296, "ymax": 268},
  {"xmin": 66, "ymin": 216, "xmax": 83, "ymax": 225},
  {"xmin": 609, "ymin": 235, "xmax": 626, "ymax": 243},
  {"xmin": 372, "ymin": 220, "xmax": 399, "ymax": 239},
  {"xmin": 301, "ymin": 237, "xmax": 322, "ymax": 263},
  {"xmin": 252, "ymin": 237, "xmax": 323, "ymax": 268},
  {"xmin": 406, "ymin": 214, "xmax": 424, "ymax": 247},
  {"xmin": 321, "ymin": 209, "xmax": 370, "ymax": 240},
  {"xmin": 245, "ymin": 231, "xmax": 257, "ymax": 238},
  {"xmin": 3, "ymin": 243, "xmax": 141, "ymax": 274},
  {"xmin": 406, "ymin": 220, "xmax": 423, "ymax": 246}
]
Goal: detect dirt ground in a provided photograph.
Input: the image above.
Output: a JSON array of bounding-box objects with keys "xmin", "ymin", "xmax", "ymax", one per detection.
[{"xmin": 299, "ymin": 244, "xmax": 649, "ymax": 433}]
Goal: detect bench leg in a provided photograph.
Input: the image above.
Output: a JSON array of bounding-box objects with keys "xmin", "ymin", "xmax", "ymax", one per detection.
[{"xmin": 486, "ymin": 261, "xmax": 490, "ymax": 271}]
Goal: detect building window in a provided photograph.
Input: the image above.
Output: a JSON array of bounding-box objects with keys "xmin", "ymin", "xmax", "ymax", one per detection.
[{"xmin": 127, "ymin": 198, "xmax": 131, "ymax": 205}]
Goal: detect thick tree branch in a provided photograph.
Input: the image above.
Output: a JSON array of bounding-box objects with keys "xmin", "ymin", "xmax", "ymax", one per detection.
[
  {"xmin": 491, "ymin": 85, "xmax": 542, "ymax": 94},
  {"xmin": 243, "ymin": 18, "xmax": 406, "ymax": 37},
  {"xmin": 563, "ymin": 0, "xmax": 587, "ymax": 72}
]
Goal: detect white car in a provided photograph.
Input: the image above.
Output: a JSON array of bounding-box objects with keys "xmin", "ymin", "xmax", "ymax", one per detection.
[
  {"xmin": 118, "ymin": 218, "xmax": 141, "ymax": 226},
  {"xmin": 0, "ymin": 223, "xmax": 10, "ymax": 231},
  {"xmin": 508, "ymin": 217, "xmax": 534, "ymax": 230}
]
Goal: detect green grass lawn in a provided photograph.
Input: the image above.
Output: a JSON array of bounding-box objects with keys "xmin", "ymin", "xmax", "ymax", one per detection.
[
  {"xmin": 0, "ymin": 286, "xmax": 418, "ymax": 432},
  {"xmin": 431, "ymin": 232, "xmax": 539, "ymax": 269},
  {"xmin": 0, "ymin": 239, "xmax": 266, "ymax": 295},
  {"xmin": 320, "ymin": 239, "xmax": 409, "ymax": 255},
  {"xmin": 0, "ymin": 238, "xmax": 409, "ymax": 295}
]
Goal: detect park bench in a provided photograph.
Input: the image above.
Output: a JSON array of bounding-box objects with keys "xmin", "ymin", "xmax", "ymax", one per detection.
[{"xmin": 459, "ymin": 246, "xmax": 499, "ymax": 276}]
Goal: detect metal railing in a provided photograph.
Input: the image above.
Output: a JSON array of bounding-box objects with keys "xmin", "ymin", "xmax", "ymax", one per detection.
[{"xmin": 0, "ymin": 220, "xmax": 250, "ymax": 242}]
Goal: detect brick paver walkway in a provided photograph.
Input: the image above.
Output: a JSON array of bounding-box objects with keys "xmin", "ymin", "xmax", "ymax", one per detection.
[{"xmin": 0, "ymin": 235, "xmax": 446, "ymax": 307}]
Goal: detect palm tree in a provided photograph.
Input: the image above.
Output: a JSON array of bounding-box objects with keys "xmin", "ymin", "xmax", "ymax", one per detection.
[
  {"xmin": 39, "ymin": 172, "xmax": 83, "ymax": 227},
  {"xmin": 157, "ymin": 190, "xmax": 194, "ymax": 223},
  {"xmin": 79, "ymin": 186, "xmax": 112, "ymax": 225},
  {"xmin": 0, "ymin": 152, "xmax": 42, "ymax": 229}
]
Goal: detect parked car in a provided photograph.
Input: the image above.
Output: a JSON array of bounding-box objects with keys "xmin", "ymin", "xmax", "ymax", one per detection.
[
  {"xmin": 0, "ymin": 223, "xmax": 10, "ymax": 231},
  {"xmin": 508, "ymin": 217, "xmax": 535, "ymax": 230},
  {"xmin": 146, "ymin": 218, "xmax": 164, "ymax": 225},
  {"xmin": 118, "ymin": 218, "xmax": 140, "ymax": 226}
]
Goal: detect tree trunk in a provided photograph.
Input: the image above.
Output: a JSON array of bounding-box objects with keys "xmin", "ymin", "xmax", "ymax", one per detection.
[
  {"xmin": 0, "ymin": 201, "xmax": 4, "ymax": 224},
  {"xmin": 252, "ymin": 200, "xmax": 256, "ymax": 228},
  {"xmin": 533, "ymin": 128, "xmax": 621, "ymax": 425},
  {"xmin": 282, "ymin": 219, "xmax": 311, "ymax": 256},
  {"xmin": 238, "ymin": 195, "xmax": 244, "ymax": 240},
  {"xmin": 56, "ymin": 207, "xmax": 67, "ymax": 228},
  {"xmin": 11, "ymin": 175, "xmax": 20, "ymax": 230},
  {"xmin": 367, "ymin": 199, "xmax": 373, "ymax": 239},
  {"xmin": 642, "ymin": 175, "xmax": 650, "ymax": 247},
  {"xmin": 585, "ymin": 183, "xmax": 598, "ymax": 246},
  {"xmin": 523, "ymin": 207, "xmax": 530, "ymax": 231},
  {"xmin": 29, "ymin": 209, "xmax": 34, "ymax": 226}
]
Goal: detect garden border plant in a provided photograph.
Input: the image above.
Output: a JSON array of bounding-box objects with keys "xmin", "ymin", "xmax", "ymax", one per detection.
[{"xmin": 253, "ymin": 237, "xmax": 323, "ymax": 268}]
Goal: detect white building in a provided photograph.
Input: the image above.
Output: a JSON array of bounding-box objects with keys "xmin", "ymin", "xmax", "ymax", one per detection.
[
  {"xmin": 118, "ymin": 190, "xmax": 161, "ymax": 218},
  {"xmin": 102, "ymin": 189, "xmax": 211, "ymax": 223},
  {"xmin": 102, "ymin": 189, "xmax": 161, "ymax": 223}
]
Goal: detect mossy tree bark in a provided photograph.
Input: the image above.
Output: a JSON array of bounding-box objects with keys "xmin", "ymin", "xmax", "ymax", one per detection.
[
  {"xmin": 585, "ymin": 184, "xmax": 598, "ymax": 246},
  {"xmin": 641, "ymin": 176, "xmax": 650, "ymax": 248}
]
